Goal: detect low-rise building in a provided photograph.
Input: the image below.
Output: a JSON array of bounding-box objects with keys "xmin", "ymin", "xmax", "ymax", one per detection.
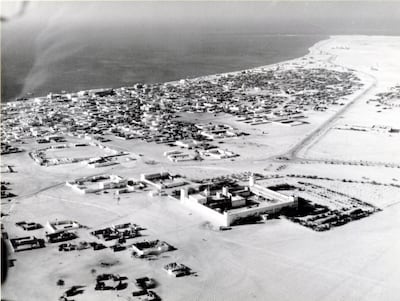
[
  {"xmin": 9, "ymin": 236, "xmax": 45, "ymax": 252},
  {"xmin": 180, "ymin": 176, "xmax": 298, "ymax": 226},
  {"xmin": 140, "ymin": 172, "xmax": 187, "ymax": 190},
  {"xmin": 46, "ymin": 220, "xmax": 81, "ymax": 234},
  {"xmin": 130, "ymin": 240, "xmax": 173, "ymax": 257},
  {"xmin": 163, "ymin": 262, "xmax": 192, "ymax": 277},
  {"xmin": 66, "ymin": 174, "xmax": 128, "ymax": 194}
]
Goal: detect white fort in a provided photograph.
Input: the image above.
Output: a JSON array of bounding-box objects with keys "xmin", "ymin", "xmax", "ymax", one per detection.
[{"xmin": 180, "ymin": 176, "xmax": 298, "ymax": 226}]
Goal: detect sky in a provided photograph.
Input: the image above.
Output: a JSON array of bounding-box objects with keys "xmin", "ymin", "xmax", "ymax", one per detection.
[{"xmin": 2, "ymin": 1, "xmax": 400, "ymax": 35}]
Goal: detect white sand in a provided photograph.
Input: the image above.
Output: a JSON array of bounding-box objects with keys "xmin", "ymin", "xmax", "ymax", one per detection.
[
  {"xmin": 301, "ymin": 36, "xmax": 400, "ymax": 163},
  {"xmin": 2, "ymin": 35, "xmax": 400, "ymax": 301}
]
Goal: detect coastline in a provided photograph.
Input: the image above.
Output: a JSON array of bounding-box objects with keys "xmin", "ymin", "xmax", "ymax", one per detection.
[
  {"xmin": 4, "ymin": 35, "xmax": 328, "ymax": 103},
  {"xmin": 11, "ymin": 34, "xmax": 390, "ymax": 104}
]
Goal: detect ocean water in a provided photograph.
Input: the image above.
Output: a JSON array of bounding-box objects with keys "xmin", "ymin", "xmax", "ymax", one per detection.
[
  {"xmin": 2, "ymin": 1, "xmax": 400, "ymax": 102},
  {"xmin": 1, "ymin": 32, "xmax": 324, "ymax": 101}
]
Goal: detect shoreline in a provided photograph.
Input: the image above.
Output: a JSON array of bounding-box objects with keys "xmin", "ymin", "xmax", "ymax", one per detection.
[
  {"xmin": 163, "ymin": 36, "xmax": 332, "ymax": 85},
  {"xmin": 11, "ymin": 34, "xmax": 391, "ymax": 104},
  {"xmin": 4, "ymin": 35, "xmax": 332, "ymax": 104}
]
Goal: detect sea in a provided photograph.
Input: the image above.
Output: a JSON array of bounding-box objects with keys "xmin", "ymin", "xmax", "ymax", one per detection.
[{"xmin": 2, "ymin": 1, "xmax": 400, "ymax": 102}]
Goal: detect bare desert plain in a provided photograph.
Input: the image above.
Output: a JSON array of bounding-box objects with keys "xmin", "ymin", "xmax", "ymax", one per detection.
[{"xmin": 1, "ymin": 35, "xmax": 400, "ymax": 301}]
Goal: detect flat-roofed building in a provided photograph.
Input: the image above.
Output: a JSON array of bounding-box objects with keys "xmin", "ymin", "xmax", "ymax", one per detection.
[{"xmin": 180, "ymin": 176, "xmax": 298, "ymax": 226}]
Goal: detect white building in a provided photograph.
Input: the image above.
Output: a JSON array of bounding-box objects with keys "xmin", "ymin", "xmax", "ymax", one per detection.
[
  {"xmin": 180, "ymin": 176, "xmax": 298, "ymax": 226},
  {"xmin": 46, "ymin": 220, "xmax": 81, "ymax": 234}
]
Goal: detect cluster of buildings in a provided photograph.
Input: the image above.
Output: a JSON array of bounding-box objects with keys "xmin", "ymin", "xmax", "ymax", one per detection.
[
  {"xmin": 9, "ymin": 236, "xmax": 45, "ymax": 252},
  {"xmin": 95, "ymin": 273, "xmax": 128, "ymax": 291},
  {"xmin": 335, "ymin": 124, "xmax": 400, "ymax": 134},
  {"xmin": 45, "ymin": 220, "xmax": 81, "ymax": 243},
  {"xmin": 1, "ymin": 142, "xmax": 23, "ymax": 155},
  {"xmin": 66, "ymin": 172, "xmax": 188, "ymax": 195},
  {"xmin": 198, "ymin": 148, "xmax": 238, "ymax": 160},
  {"xmin": 66, "ymin": 172, "xmax": 195, "ymax": 198},
  {"xmin": 29, "ymin": 141, "xmax": 125, "ymax": 167},
  {"xmin": 371, "ymin": 85, "xmax": 400, "ymax": 108},
  {"xmin": 281, "ymin": 181, "xmax": 379, "ymax": 231},
  {"xmin": 164, "ymin": 138, "xmax": 238, "ymax": 162},
  {"xmin": 95, "ymin": 273, "xmax": 161, "ymax": 300},
  {"xmin": 6, "ymin": 220, "xmax": 81, "ymax": 252},
  {"xmin": 66, "ymin": 174, "xmax": 139, "ymax": 194},
  {"xmin": 140, "ymin": 172, "xmax": 187, "ymax": 190},
  {"xmin": 132, "ymin": 276, "xmax": 157, "ymax": 297},
  {"xmin": 15, "ymin": 221, "xmax": 42, "ymax": 231},
  {"xmin": 86, "ymin": 156, "xmax": 119, "ymax": 168},
  {"xmin": 1, "ymin": 65, "xmax": 361, "ymax": 154},
  {"xmin": 36, "ymin": 135, "xmax": 66, "ymax": 144},
  {"xmin": 58, "ymin": 241, "xmax": 93, "ymax": 252},
  {"xmin": 1, "ymin": 60, "xmax": 372, "ymax": 300},
  {"xmin": 91, "ymin": 222, "xmax": 143, "ymax": 241},
  {"xmin": 1, "ymin": 181, "xmax": 16, "ymax": 199},
  {"xmin": 179, "ymin": 176, "xmax": 298, "ymax": 227}
]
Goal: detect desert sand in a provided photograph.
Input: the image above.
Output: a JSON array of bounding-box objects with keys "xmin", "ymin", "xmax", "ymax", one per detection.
[{"xmin": 1, "ymin": 35, "xmax": 400, "ymax": 301}]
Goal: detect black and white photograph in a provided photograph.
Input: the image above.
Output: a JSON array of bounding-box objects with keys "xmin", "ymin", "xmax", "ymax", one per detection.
[{"xmin": 1, "ymin": 1, "xmax": 400, "ymax": 300}]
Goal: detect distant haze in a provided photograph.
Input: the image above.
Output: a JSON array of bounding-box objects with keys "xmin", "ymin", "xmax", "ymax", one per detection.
[{"xmin": 2, "ymin": 1, "xmax": 400, "ymax": 101}]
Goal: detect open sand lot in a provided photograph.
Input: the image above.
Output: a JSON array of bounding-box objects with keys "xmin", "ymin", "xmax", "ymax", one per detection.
[
  {"xmin": 302, "ymin": 92, "xmax": 400, "ymax": 163},
  {"xmin": 277, "ymin": 162, "xmax": 400, "ymax": 186},
  {"xmin": 44, "ymin": 145, "xmax": 114, "ymax": 160},
  {"xmin": 177, "ymin": 110, "xmax": 339, "ymax": 161},
  {"xmin": 2, "ymin": 181, "xmax": 399, "ymax": 301},
  {"xmin": 300, "ymin": 36, "xmax": 400, "ymax": 163},
  {"xmin": 303, "ymin": 128, "xmax": 400, "ymax": 163},
  {"xmin": 2, "ymin": 36, "xmax": 400, "ymax": 301}
]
